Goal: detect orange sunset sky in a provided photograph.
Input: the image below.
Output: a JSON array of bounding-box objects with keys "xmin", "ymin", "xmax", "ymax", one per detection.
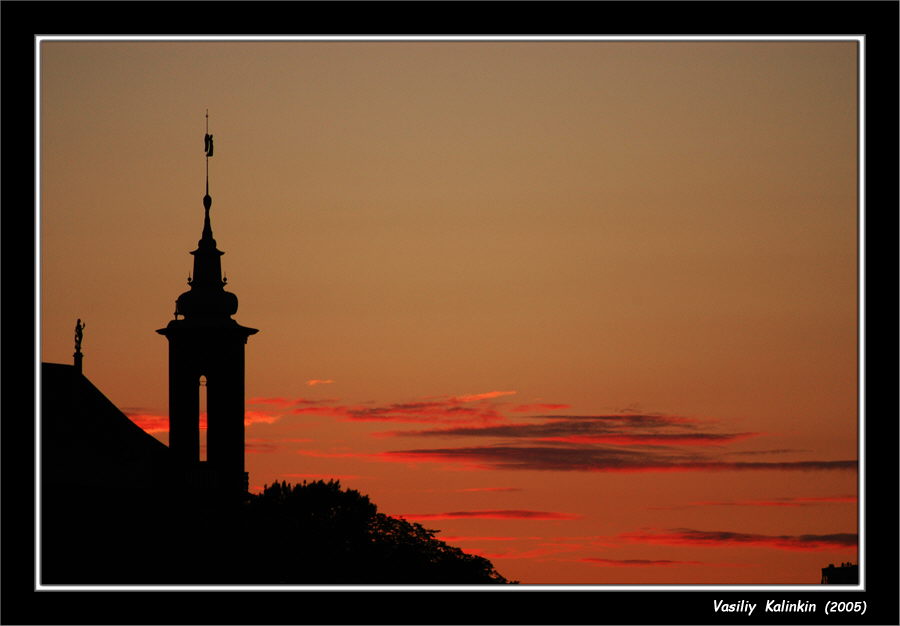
[{"xmin": 38, "ymin": 38, "xmax": 859, "ymax": 585}]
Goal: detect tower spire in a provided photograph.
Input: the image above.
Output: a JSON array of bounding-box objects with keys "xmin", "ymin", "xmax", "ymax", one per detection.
[
  {"xmin": 158, "ymin": 115, "xmax": 258, "ymax": 501},
  {"xmin": 170, "ymin": 113, "xmax": 234, "ymax": 318},
  {"xmin": 203, "ymin": 110, "xmax": 214, "ymax": 234}
]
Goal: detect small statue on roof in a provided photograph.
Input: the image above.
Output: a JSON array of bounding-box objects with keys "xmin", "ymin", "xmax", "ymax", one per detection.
[{"xmin": 74, "ymin": 318, "xmax": 86, "ymax": 352}]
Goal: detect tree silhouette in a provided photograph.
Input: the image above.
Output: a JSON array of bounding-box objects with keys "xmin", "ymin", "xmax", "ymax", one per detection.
[{"xmin": 245, "ymin": 480, "xmax": 511, "ymax": 584}]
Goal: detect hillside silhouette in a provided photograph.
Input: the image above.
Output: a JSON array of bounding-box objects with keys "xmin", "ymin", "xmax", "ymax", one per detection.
[{"xmin": 42, "ymin": 477, "xmax": 512, "ymax": 585}]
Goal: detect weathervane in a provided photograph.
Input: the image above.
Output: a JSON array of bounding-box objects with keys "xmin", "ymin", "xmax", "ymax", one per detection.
[{"xmin": 204, "ymin": 109, "xmax": 214, "ymax": 202}]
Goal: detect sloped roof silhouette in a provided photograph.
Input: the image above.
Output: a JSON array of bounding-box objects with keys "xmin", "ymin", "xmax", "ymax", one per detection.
[{"xmin": 41, "ymin": 362, "xmax": 172, "ymax": 491}]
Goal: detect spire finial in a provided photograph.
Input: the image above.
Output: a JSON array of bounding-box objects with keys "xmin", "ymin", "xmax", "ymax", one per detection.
[{"xmin": 203, "ymin": 110, "xmax": 214, "ymax": 209}]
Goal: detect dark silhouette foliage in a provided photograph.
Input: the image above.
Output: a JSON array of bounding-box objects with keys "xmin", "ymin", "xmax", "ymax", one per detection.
[{"xmin": 41, "ymin": 480, "xmax": 511, "ymax": 584}]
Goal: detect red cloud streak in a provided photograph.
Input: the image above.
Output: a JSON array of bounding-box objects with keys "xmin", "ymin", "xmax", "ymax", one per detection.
[
  {"xmin": 128, "ymin": 409, "xmax": 278, "ymax": 434},
  {"xmin": 510, "ymin": 403, "xmax": 571, "ymax": 412},
  {"xmin": 125, "ymin": 413, "xmax": 169, "ymax": 433}
]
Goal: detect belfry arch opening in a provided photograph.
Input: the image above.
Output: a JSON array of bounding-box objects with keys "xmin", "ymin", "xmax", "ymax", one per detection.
[{"xmin": 199, "ymin": 375, "xmax": 208, "ymax": 462}]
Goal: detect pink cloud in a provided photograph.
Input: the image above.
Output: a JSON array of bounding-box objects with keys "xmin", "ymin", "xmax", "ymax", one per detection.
[
  {"xmin": 451, "ymin": 390, "xmax": 517, "ymax": 403},
  {"xmin": 244, "ymin": 410, "xmax": 281, "ymax": 426}
]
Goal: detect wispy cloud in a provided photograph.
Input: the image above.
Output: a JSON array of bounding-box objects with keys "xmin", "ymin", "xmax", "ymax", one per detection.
[
  {"xmin": 278, "ymin": 473, "xmax": 368, "ymax": 481},
  {"xmin": 249, "ymin": 397, "xmax": 297, "ymax": 406},
  {"xmin": 296, "ymin": 449, "xmax": 362, "ymax": 459},
  {"xmin": 621, "ymin": 528, "xmax": 858, "ymax": 551},
  {"xmin": 648, "ymin": 495, "xmax": 857, "ymax": 510},
  {"xmin": 246, "ymin": 439, "xmax": 279, "ymax": 454},
  {"xmin": 251, "ymin": 396, "xmax": 338, "ymax": 407},
  {"xmin": 510, "ymin": 403, "xmax": 571, "ymax": 413},
  {"xmin": 466, "ymin": 544, "xmax": 585, "ymax": 560},
  {"xmin": 533, "ymin": 432, "xmax": 760, "ymax": 446},
  {"xmin": 306, "ymin": 379, "xmax": 335, "ymax": 386},
  {"xmin": 291, "ymin": 391, "xmax": 518, "ymax": 424},
  {"xmin": 580, "ymin": 557, "xmax": 752, "ymax": 568},
  {"xmin": 398, "ymin": 510, "xmax": 581, "ymax": 521},
  {"xmin": 346, "ymin": 401, "xmax": 500, "ymax": 423},
  {"xmin": 377, "ymin": 445, "xmax": 856, "ymax": 473},
  {"xmin": 581, "ymin": 558, "xmax": 705, "ymax": 567},
  {"xmin": 367, "ymin": 410, "xmax": 848, "ymax": 472},
  {"xmin": 439, "ymin": 535, "xmax": 544, "ymax": 542},
  {"xmin": 298, "ymin": 444, "xmax": 854, "ymax": 474},
  {"xmin": 386, "ymin": 413, "xmax": 713, "ymax": 440}
]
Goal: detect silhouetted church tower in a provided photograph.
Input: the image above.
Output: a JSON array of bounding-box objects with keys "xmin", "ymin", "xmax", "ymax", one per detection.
[{"xmin": 157, "ymin": 115, "xmax": 258, "ymax": 498}]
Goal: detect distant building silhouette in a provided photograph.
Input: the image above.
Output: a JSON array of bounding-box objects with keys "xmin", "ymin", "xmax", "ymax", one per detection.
[{"xmin": 821, "ymin": 562, "xmax": 858, "ymax": 584}]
